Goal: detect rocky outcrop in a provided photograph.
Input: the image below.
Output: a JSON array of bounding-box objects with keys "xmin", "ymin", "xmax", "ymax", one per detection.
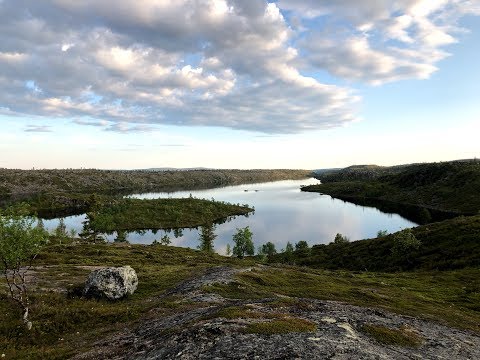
[
  {"xmin": 74, "ymin": 266, "xmax": 480, "ymax": 360},
  {"xmin": 83, "ymin": 266, "xmax": 138, "ymax": 300}
]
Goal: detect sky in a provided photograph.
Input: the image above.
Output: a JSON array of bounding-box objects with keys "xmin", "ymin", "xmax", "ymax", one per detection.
[{"xmin": 0, "ymin": 0, "xmax": 479, "ymax": 170}]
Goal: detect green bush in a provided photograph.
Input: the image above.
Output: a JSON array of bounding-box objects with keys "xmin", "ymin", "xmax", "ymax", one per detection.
[
  {"xmin": 0, "ymin": 204, "xmax": 49, "ymax": 329},
  {"xmin": 232, "ymin": 227, "xmax": 254, "ymax": 258},
  {"xmin": 391, "ymin": 229, "xmax": 421, "ymax": 261}
]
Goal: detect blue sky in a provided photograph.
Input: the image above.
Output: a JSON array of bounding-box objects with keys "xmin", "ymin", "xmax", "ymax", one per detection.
[{"xmin": 0, "ymin": 1, "xmax": 479, "ymax": 169}]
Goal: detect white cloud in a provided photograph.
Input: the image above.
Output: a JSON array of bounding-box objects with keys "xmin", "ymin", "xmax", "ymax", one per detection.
[
  {"xmin": 279, "ymin": 0, "xmax": 479, "ymax": 84},
  {"xmin": 305, "ymin": 35, "xmax": 439, "ymax": 85},
  {"xmin": 0, "ymin": 0, "xmax": 478, "ymax": 133},
  {"xmin": 24, "ymin": 125, "xmax": 52, "ymax": 133}
]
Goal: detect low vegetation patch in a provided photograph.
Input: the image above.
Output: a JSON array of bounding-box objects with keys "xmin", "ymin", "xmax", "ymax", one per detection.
[
  {"xmin": 361, "ymin": 324, "xmax": 424, "ymax": 347},
  {"xmin": 0, "ymin": 243, "xmax": 254, "ymax": 359},
  {"xmin": 207, "ymin": 266, "xmax": 480, "ymax": 333}
]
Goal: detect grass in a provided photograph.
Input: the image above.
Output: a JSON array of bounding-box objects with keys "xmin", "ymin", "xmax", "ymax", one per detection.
[
  {"xmin": 361, "ymin": 324, "xmax": 424, "ymax": 347},
  {"xmin": 212, "ymin": 304, "xmax": 318, "ymax": 334},
  {"xmin": 205, "ymin": 266, "xmax": 480, "ymax": 333},
  {"xmin": 86, "ymin": 197, "xmax": 253, "ymax": 232},
  {"xmin": 1, "ymin": 229, "xmax": 479, "ymax": 358},
  {"xmin": 0, "ymin": 242, "xmax": 255, "ymax": 359}
]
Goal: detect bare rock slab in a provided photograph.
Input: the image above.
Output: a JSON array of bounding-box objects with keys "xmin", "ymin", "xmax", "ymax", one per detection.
[{"xmin": 84, "ymin": 266, "xmax": 138, "ymax": 300}]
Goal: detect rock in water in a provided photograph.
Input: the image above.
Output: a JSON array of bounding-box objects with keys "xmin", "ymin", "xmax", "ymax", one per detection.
[{"xmin": 84, "ymin": 266, "xmax": 138, "ymax": 300}]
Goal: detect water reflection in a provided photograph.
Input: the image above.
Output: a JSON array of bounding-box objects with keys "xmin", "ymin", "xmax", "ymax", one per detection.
[{"xmin": 41, "ymin": 178, "xmax": 417, "ymax": 254}]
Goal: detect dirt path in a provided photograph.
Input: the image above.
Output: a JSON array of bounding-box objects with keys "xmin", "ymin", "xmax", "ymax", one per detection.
[{"xmin": 74, "ymin": 266, "xmax": 480, "ymax": 360}]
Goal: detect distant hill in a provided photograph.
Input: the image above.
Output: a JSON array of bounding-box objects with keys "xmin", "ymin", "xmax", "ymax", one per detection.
[
  {"xmin": 141, "ymin": 167, "xmax": 211, "ymax": 171},
  {"xmin": 304, "ymin": 159, "xmax": 480, "ymax": 214},
  {"xmin": 314, "ymin": 159, "xmax": 479, "ymax": 183},
  {"xmin": 0, "ymin": 168, "xmax": 312, "ymax": 198},
  {"xmin": 312, "ymin": 168, "xmax": 341, "ymax": 175}
]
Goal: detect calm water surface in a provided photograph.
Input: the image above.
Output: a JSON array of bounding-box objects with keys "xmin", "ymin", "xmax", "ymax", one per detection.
[{"xmin": 43, "ymin": 178, "xmax": 417, "ymax": 254}]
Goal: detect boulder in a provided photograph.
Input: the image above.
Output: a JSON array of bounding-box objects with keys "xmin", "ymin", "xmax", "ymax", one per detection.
[{"xmin": 83, "ymin": 266, "xmax": 138, "ymax": 300}]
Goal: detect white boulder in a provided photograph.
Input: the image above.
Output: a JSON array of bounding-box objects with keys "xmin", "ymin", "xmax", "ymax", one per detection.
[{"xmin": 84, "ymin": 266, "xmax": 138, "ymax": 300}]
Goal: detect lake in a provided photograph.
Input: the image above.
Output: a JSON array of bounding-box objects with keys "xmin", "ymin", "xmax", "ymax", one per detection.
[{"xmin": 42, "ymin": 178, "xmax": 417, "ymax": 254}]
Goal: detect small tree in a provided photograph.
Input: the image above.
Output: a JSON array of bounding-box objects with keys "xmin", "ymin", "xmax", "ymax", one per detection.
[
  {"xmin": 295, "ymin": 240, "xmax": 309, "ymax": 253},
  {"xmin": 377, "ymin": 230, "xmax": 388, "ymax": 237},
  {"xmin": 391, "ymin": 228, "xmax": 421, "ymax": 263},
  {"xmin": 0, "ymin": 205, "xmax": 49, "ymax": 329},
  {"xmin": 416, "ymin": 207, "xmax": 432, "ymax": 224},
  {"xmin": 283, "ymin": 241, "xmax": 295, "ymax": 263},
  {"xmin": 257, "ymin": 245, "xmax": 265, "ymax": 258},
  {"xmin": 333, "ymin": 233, "xmax": 349, "ymax": 245},
  {"xmin": 114, "ymin": 229, "xmax": 128, "ymax": 243},
  {"xmin": 173, "ymin": 228, "xmax": 184, "ymax": 238},
  {"xmin": 261, "ymin": 242, "xmax": 277, "ymax": 257},
  {"xmin": 232, "ymin": 226, "xmax": 254, "ymax": 258},
  {"xmin": 80, "ymin": 212, "xmax": 102, "ymax": 243},
  {"xmin": 198, "ymin": 223, "xmax": 216, "ymax": 253},
  {"xmin": 36, "ymin": 218, "xmax": 45, "ymax": 231},
  {"xmin": 225, "ymin": 243, "xmax": 231, "ymax": 256},
  {"xmin": 159, "ymin": 234, "xmax": 171, "ymax": 245},
  {"xmin": 55, "ymin": 218, "xmax": 68, "ymax": 240},
  {"xmin": 284, "ymin": 242, "xmax": 294, "ymax": 254}
]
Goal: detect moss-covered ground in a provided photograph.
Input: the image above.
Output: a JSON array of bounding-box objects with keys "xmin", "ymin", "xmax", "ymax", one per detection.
[
  {"xmin": 1, "ymin": 241, "xmax": 479, "ymax": 359},
  {"xmin": 361, "ymin": 324, "xmax": 424, "ymax": 347},
  {"xmin": 204, "ymin": 266, "xmax": 480, "ymax": 333},
  {"xmin": 0, "ymin": 243, "xmax": 254, "ymax": 359}
]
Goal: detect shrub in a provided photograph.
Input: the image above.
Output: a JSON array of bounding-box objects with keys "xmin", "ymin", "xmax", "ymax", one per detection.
[
  {"xmin": 0, "ymin": 204, "xmax": 49, "ymax": 329},
  {"xmin": 391, "ymin": 228, "xmax": 421, "ymax": 263}
]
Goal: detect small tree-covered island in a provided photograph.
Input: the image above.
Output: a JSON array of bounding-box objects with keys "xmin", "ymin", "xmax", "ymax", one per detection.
[{"xmin": 1, "ymin": 161, "xmax": 479, "ymax": 359}]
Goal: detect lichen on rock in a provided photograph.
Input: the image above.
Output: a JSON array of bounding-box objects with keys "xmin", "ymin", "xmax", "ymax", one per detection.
[{"xmin": 83, "ymin": 266, "xmax": 138, "ymax": 300}]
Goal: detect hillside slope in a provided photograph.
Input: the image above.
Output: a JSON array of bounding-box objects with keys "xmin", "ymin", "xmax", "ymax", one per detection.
[
  {"xmin": 303, "ymin": 160, "xmax": 480, "ymax": 214},
  {"xmin": 270, "ymin": 215, "xmax": 480, "ymax": 272}
]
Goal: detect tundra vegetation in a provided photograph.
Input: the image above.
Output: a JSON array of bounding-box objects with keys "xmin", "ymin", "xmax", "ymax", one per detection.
[
  {"xmin": 304, "ymin": 159, "xmax": 480, "ymax": 216},
  {"xmin": 0, "ymin": 168, "xmax": 310, "ymax": 199},
  {"xmin": 0, "ymin": 161, "xmax": 479, "ymax": 359}
]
